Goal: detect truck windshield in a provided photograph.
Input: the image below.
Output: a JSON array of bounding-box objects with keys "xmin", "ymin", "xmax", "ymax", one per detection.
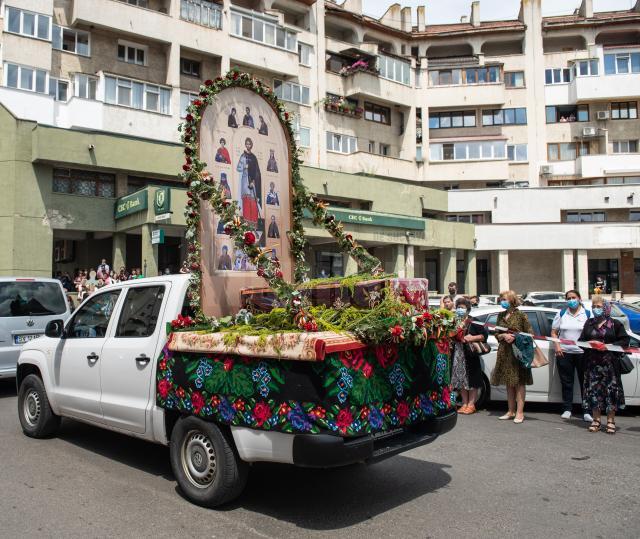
[{"xmin": 0, "ymin": 282, "xmax": 67, "ymax": 317}]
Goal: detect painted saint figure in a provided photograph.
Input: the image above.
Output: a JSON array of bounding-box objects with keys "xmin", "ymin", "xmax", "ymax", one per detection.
[
  {"xmin": 266, "ymin": 149, "xmax": 278, "ymax": 173},
  {"xmin": 266, "ymin": 181, "xmax": 279, "ymax": 206},
  {"xmin": 243, "ymin": 106, "xmax": 254, "ymax": 128},
  {"xmin": 215, "ymin": 138, "xmax": 231, "ymax": 164},
  {"xmin": 267, "ymin": 215, "xmax": 280, "ymax": 238},
  {"xmin": 236, "ymin": 137, "xmax": 262, "ymax": 225},
  {"xmin": 217, "ymin": 245, "xmax": 232, "ymax": 270},
  {"xmin": 258, "ymin": 115, "xmax": 268, "ymax": 135},
  {"xmin": 228, "ymin": 108, "xmax": 238, "ymax": 128}
]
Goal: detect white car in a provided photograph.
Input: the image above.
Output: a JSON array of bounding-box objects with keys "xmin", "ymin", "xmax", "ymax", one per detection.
[
  {"xmin": 469, "ymin": 306, "xmax": 640, "ymax": 407},
  {"xmin": 522, "ymin": 291, "xmax": 566, "ymax": 303}
]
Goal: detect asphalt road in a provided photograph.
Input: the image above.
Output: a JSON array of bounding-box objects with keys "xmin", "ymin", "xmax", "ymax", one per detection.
[{"xmin": 1, "ymin": 378, "xmax": 639, "ymax": 538}]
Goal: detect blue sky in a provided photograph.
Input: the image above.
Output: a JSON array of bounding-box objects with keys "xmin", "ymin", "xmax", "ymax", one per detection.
[{"xmin": 362, "ymin": 0, "xmax": 635, "ymax": 23}]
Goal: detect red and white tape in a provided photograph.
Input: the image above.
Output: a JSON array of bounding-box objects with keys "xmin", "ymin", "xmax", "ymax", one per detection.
[{"xmin": 470, "ymin": 320, "xmax": 640, "ymax": 355}]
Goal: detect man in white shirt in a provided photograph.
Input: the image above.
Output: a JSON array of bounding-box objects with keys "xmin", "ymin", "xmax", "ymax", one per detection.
[{"xmin": 551, "ymin": 290, "xmax": 592, "ymax": 422}]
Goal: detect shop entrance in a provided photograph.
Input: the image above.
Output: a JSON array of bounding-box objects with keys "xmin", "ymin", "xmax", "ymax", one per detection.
[
  {"xmin": 52, "ymin": 231, "xmax": 113, "ymax": 278},
  {"xmin": 588, "ymin": 258, "xmax": 619, "ymax": 294}
]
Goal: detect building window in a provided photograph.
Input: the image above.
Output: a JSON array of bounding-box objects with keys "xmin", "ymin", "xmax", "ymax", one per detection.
[
  {"xmin": 297, "ymin": 127, "xmax": 311, "ymax": 148},
  {"xmin": 74, "ymin": 74, "xmax": 97, "ymax": 99},
  {"xmin": 429, "ymin": 65, "xmax": 501, "ymax": 87},
  {"xmin": 604, "ymin": 51, "xmax": 640, "ymax": 75},
  {"xmin": 613, "ymin": 140, "xmax": 638, "ymax": 153},
  {"xmin": 326, "ymin": 132, "xmax": 357, "ymax": 154},
  {"xmin": 611, "ymin": 102, "xmax": 638, "ymax": 120},
  {"xmin": 48, "ymin": 78, "xmax": 68, "ymax": 102},
  {"xmin": 482, "ymin": 108, "xmax": 527, "ymax": 126},
  {"xmin": 379, "ymin": 143, "xmax": 390, "ymax": 156},
  {"xmin": 368, "ymin": 140, "xmax": 376, "ymax": 153},
  {"xmin": 105, "ymin": 75, "xmax": 171, "ymax": 114},
  {"xmin": 5, "ymin": 6, "xmax": 51, "ymax": 41},
  {"xmin": 429, "ymin": 140, "xmax": 506, "ymax": 161},
  {"xmin": 117, "ymin": 41, "xmax": 146, "ymax": 66},
  {"xmin": 571, "ymin": 59, "xmax": 599, "ymax": 77},
  {"xmin": 298, "ymin": 43, "xmax": 312, "ymax": 66},
  {"xmin": 231, "ymin": 9, "xmax": 296, "ymax": 52},
  {"xmin": 180, "ymin": 58, "xmax": 201, "ymax": 77},
  {"xmin": 180, "ymin": 90, "xmax": 198, "ymax": 118},
  {"xmin": 378, "ymin": 54, "xmax": 410, "ymax": 85},
  {"xmin": 52, "ymin": 168, "xmax": 116, "ymax": 198},
  {"xmin": 4, "ymin": 62, "xmax": 48, "ymax": 94},
  {"xmin": 544, "ymin": 68, "xmax": 571, "ymax": 85},
  {"xmin": 429, "ymin": 110, "xmax": 476, "ymax": 129},
  {"xmin": 565, "ymin": 211, "xmax": 606, "ymax": 223},
  {"xmin": 364, "ymin": 102, "xmax": 391, "ymax": 125},
  {"xmin": 118, "ymin": 0, "xmax": 149, "ymax": 6},
  {"xmin": 507, "ymin": 144, "xmax": 528, "ymax": 162},
  {"xmin": 52, "ymin": 25, "xmax": 90, "ymax": 56},
  {"xmin": 447, "ymin": 214, "xmax": 486, "ymax": 224},
  {"xmin": 630, "ymin": 210, "xmax": 640, "ymax": 222},
  {"xmin": 180, "ymin": 0, "xmax": 222, "ymax": 29},
  {"xmin": 504, "ymin": 71, "xmax": 525, "ymax": 88},
  {"xmin": 273, "ymin": 79, "xmax": 310, "ymax": 105},
  {"xmin": 545, "ymin": 105, "xmax": 589, "ymax": 123},
  {"xmin": 547, "ymin": 142, "xmax": 590, "ymax": 161}
]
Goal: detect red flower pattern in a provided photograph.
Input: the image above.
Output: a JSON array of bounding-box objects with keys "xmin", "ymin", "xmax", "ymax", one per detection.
[{"xmin": 253, "ymin": 402, "xmax": 272, "ymax": 426}]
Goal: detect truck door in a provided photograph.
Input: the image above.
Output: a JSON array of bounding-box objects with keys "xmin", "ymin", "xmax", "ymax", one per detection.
[
  {"xmin": 100, "ymin": 284, "xmax": 170, "ymax": 434},
  {"xmin": 54, "ymin": 290, "xmax": 122, "ymax": 422}
]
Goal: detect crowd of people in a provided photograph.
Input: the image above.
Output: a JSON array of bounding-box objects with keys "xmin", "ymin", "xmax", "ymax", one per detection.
[{"xmin": 441, "ymin": 282, "xmax": 630, "ymax": 435}]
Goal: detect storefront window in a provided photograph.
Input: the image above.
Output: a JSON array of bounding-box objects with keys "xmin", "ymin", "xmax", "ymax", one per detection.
[{"xmin": 53, "ymin": 168, "xmax": 115, "ymax": 198}]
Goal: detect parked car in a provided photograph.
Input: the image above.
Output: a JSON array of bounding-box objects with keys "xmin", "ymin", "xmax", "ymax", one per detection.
[
  {"xmin": 469, "ymin": 305, "xmax": 640, "ymax": 408},
  {"xmin": 522, "ymin": 291, "xmax": 566, "ymax": 303},
  {"xmin": 0, "ymin": 277, "xmax": 71, "ymax": 378},
  {"xmin": 613, "ymin": 302, "xmax": 640, "ymax": 333},
  {"xmin": 479, "ymin": 295, "xmax": 499, "ymax": 305}
]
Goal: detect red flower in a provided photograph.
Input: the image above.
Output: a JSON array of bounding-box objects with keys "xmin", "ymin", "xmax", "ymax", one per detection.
[
  {"xmin": 275, "ymin": 270, "xmax": 283, "ymax": 279},
  {"xmin": 188, "ymin": 244, "xmax": 196, "ymax": 253},
  {"xmin": 233, "ymin": 398, "xmax": 245, "ymax": 411},
  {"xmin": 184, "ymin": 147, "xmax": 193, "ymax": 156},
  {"xmin": 223, "ymin": 224, "xmax": 233, "ymax": 235},
  {"xmin": 253, "ymin": 402, "xmax": 272, "ymax": 426},
  {"xmin": 223, "ymin": 358, "xmax": 234, "ymax": 372},
  {"xmin": 374, "ymin": 344, "xmax": 398, "ymax": 368},
  {"xmin": 257, "ymin": 267, "xmax": 265, "ymax": 277},
  {"xmin": 442, "ymin": 387, "xmax": 451, "ymax": 405},
  {"xmin": 284, "ymin": 112, "xmax": 289, "ymax": 120},
  {"xmin": 199, "ymin": 90, "xmax": 208, "ymax": 97},
  {"xmin": 185, "ymin": 114, "xmax": 194, "ymax": 122},
  {"xmin": 190, "ymin": 262, "xmax": 199, "ymax": 271},
  {"xmin": 310, "ymin": 406, "xmax": 326, "ymax": 419},
  {"xmin": 422, "ymin": 312, "xmax": 433, "ymax": 321},
  {"xmin": 157, "ymin": 379, "xmax": 171, "ymax": 399},
  {"xmin": 185, "ymin": 157, "xmax": 192, "ymax": 164},
  {"xmin": 176, "ymin": 387, "xmax": 185, "ymax": 398},
  {"xmin": 210, "ymin": 395, "xmax": 220, "ymax": 407},
  {"xmin": 278, "ymin": 403, "xmax": 291, "ymax": 416},
  {"xmin": 360, "ymin": 406, "xmax": 369, "ymax": 419},
  {"xmin": 243, "ymin": 231, "xmax": 256, "ymax": 245},
  {"xmin": 182, "ymin": 164, "xmax": 191, "ymax": 171},
  {"xmin": 204, "ymin": 79, "xmax": 213, "ymax": 86},
  {"xmin": 397, "ymin": 401, "xmax": 410, "ymax": 424},
  {"xmin": 339, "ymin": 349, "xmax": 365, "ymax": 371},
  {"xmin": 232, "ymin": 71, "xmax": 239, "ymax": 79},
  {"xmin": 362, "ymin": 362, "xmax": 373, "ymax": 379},
  {"xmin": 159, "ymin": 359, "xmax": 167, "ymax": 371},
  {"xmin": 193, "ymin": 99, "xmax": 203, "ymax": 108},
  {"xmin": 435, "ymin": 339, "xmax": 450, "ymax": 355},
  {"xmin": 303, "ymin": 321, "xmax": 318, "ymax": 332},
  {"xmin": 184, "ymin": 135, "xmax": 191, "ymax": 143},
  {"xmin": 381, "ymin": 404, "xmax": 392, "ymax": 415},
  {"xmin": 390, "ymin": 324, "xmax": 404, "ymax": 341},
  {"xmin": 191, "ymin": 391, "xmax": 205, "ymax": 414},
  {"xmin": 414, "ymin": 316, "xmax": 425, "ymax": 328},
  {"xmin": 336, "ymin": 409, "xmax": 353, "ymax": 433}
]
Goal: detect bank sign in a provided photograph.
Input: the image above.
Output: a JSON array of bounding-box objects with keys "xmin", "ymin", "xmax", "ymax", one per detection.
[
  {"xmin": 154, "ymin": 187, "xmax": 171, "ymax": 215},
  {"xmin": 303, "ymin": 208, "xmax": 425, "ymax": 230},
  {"xmin": 115, "ymin": 190, "xmax": 148, "ymax": 219}
]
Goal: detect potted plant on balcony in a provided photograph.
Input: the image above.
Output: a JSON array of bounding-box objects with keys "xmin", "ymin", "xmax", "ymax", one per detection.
[{"xmin": 339, "ymin": 59, "xmax": 378, "ymax": 77}]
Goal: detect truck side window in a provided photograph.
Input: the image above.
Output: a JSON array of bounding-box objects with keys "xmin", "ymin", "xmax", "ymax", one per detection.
[
  {"xmin": 66, "ymin": 290, "xmax": 121, "ymax": 339},
  {"xmin": 181, "ymin": 292, "xmax": 196, "ymax": 318},
  {"xmin": 115, "ymin": 286, "xmax": 165, "ymax": 338}
]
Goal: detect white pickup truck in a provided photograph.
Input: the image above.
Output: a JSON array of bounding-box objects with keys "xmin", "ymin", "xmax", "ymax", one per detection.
[{"xmin": 17, "ymin": 274, "xmax": 456, "ymax": 507}]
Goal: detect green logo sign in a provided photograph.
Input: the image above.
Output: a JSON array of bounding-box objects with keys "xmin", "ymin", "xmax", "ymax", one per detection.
[
  {"xmin": 303, "ymin": 208, "xmax": 425, "ymax": 230},
  {"xmin": 154, "ymin": 187, "xmax": 171, "ymax": 215},
  {"xmin": 115, "ymin": 190, "xmax": 148, "ymax": 219}
]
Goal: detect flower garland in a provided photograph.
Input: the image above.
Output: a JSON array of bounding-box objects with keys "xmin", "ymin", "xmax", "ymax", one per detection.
[{"xmin": 179, "ymin": 70, "xmax": 382, "ymax": 326}]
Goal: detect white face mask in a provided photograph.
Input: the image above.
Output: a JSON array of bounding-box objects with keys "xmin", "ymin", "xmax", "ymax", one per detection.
[{"xmin": 455, "ymin": 308, "xmax": 467, "ymax": 318}]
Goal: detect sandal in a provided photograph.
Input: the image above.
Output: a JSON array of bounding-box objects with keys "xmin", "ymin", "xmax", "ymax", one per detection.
[
  {"xmin": 458, "ymin": 405, "xmax": 469, "ymax": 414},
  {"xmin": 498, "ymin": 413, "xmax": 516, "ymax": 420},
  {"xmin": 588, "ymin": 419, "xmax": 601, "ymax": 433},
  {"xmin": 465, "ymin": 404, "xmax": 476, "ymax": 415},
  {"xmin": 606, "ymin": 420, "xmax": 616, "ymax": 435}
]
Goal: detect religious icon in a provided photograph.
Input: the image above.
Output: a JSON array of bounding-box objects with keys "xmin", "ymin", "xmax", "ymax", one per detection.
[
  {"xmin": 266, "ymin": 149, "xmax": 278, "ymax": 173},
  {"xmin": 267, "ymin": 215, "xmax": 280, "ymax": 238},
  {"xmin": 236, "ymin": 137, "xmax": 262, "ymax": 226},
  {"xmin": 228, "ymin": 107, "xmax": 238, "ymax": 128},
  {"xmin": 266, "ymin": 181, "xmax": 279, "ymax": 206},
  {"xmin": 242, "ymin": 106, "xmax": 255, "ymax": 128},
  {"xmin": 258, "ymin": 115, "xmax": 268, "ymax": 135},
  {"xmin": 217, "ymin": 245, "xmax": 232, "ymax": 270},
  {"xmin": 215, "ymin": 138, "xmax": 231, "ymax": 164}
]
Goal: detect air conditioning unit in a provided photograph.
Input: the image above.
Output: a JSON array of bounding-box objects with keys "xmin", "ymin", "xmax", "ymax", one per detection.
[
  {"xmin": 596, "ymin": 111, "xmax": 609, "ymax": 120},
  {"xmin": 582, "ymin": 127, "xmax": 597, "ymax": 137},
  {"xmin": 540, "ymin": 165, "xmax": 552, "ymax": 175}
]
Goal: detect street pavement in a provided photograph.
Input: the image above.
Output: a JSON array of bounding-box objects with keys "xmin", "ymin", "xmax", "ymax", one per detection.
[{"xmin": 0, "ymin": 378, "xmax": 638, "ymax": 538}]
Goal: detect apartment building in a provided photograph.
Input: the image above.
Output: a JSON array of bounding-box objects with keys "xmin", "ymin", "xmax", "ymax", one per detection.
[{"xmin": 0, "ymin": 0, "xmax": 638, "ymax": 294}]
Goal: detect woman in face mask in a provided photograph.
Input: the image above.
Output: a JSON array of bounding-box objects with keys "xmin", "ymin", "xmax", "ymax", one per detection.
[
  {"xmin": 451, "ymin": 297, "xmax": 489, "ymax": 415},
  {"xmin": 490, "ymin": 290, "xmax": 534, "ymax": 423},
  {"xmin": 551, "ymin": 290, "xmax": 593, "ymax": 422},
  {"xmin": 578, "ymin": 296, "xmax": 629, "ymax": 434}
]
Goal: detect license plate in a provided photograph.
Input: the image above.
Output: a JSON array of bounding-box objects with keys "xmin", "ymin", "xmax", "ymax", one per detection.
[{"xmin": 14, "ymin": 334, "xmax": 40, "ymax": 345}]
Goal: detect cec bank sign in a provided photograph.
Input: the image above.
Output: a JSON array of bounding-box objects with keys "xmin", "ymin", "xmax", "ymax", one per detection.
[{"xmin": 115, "ymin": 190, "xmax": 148, "ymax": 219}]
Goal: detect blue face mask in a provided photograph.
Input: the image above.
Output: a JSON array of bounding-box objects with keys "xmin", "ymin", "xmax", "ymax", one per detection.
[
  {"xmin": 455, "ymin": 308, "xmax": 467, "ymax": 318},
  {"xmin": 567, "ymin": 299, "xmax": 579, "ymax": 309},
  {"xmin": 500, "ymin": 300, "xmax": 510, "ymax": 310},
  {"xmin": 593, "ymin": 307, "xmax": 604, "ymax": 317}
]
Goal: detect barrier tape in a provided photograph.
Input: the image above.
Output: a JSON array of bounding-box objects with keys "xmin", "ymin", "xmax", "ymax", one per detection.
[{"xmin": 468, "ymin": 320, "xmax": 640, "ymax": 355}]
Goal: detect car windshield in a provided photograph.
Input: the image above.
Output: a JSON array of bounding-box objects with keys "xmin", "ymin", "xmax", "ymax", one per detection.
[
  {"xmin": 530, "ymin": 293, "xmax": 564, "ymax": 301},
  {"xmin": 619, "ymin": 302, "xmax": 640, "ymax": 313},
  {"xmin": 0, "ymin": 282, "xmax": 67, "ymax": 317}
]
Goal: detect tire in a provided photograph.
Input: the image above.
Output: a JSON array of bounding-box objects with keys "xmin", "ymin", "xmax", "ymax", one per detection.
[
  {"xmin": 18, "ymin": 374, "xmax": 61, "ymax": 438},
  {"xmin": 474, "ymin": 375, "xmax": 491, "ymax": 409},
  {"xmin": 169, "ymin": 416, "xmax": 249, "ymax": 508}
]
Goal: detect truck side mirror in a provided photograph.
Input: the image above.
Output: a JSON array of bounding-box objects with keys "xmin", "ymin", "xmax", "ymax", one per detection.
[{"xmin": 45, "ymin": 319, "xmax": 65, "ymax": 339}]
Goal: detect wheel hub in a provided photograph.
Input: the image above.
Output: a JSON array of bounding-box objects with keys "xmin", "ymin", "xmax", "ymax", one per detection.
[
  {"xmin": 24, "ymin": 390, "xmax": 41, "ymax": 427},
  {"xmin": 182, "ymin": 431, "xmax": 216, "ymax": 488}
]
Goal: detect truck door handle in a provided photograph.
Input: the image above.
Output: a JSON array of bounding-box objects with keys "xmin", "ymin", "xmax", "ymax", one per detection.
[
  {"xmin": 135, "ymin": 354, "xmax": 150, "ymax": 365},
  {"xmin": 87, "ymin": 352, "xmax": 99, "ymax": 362}
]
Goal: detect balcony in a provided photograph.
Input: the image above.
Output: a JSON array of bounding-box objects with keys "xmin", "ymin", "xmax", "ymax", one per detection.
[
  {"xmin": 326, "ymin": 151, "xmax": 417, "ymax": 181},
  {"xmin": 570, "ymin": 73, "xmax": 640, "ymax": 103},
  {"xmin": 425, "ymin": 159, "xmax": 510, "ymax": 182},
  {"xmin": 577, "ymin": 154, "xmax": 640, "ymax": 177},
  {"xmin": 426, "ymin": 83, "xmax": 505, "ymax": 108},
  {"xmin": 342, "ymin": 70, "xmax": 413, "ymax": 107}
]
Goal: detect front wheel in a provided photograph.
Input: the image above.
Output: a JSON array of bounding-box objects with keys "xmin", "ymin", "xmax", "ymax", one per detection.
[
  {"xmin": 18, "ymin": 374, "xmax": 61, "ymax": 438},
  {"xmin": 169, "ymin": 416, "xmax": 249, "ymax": 508}
]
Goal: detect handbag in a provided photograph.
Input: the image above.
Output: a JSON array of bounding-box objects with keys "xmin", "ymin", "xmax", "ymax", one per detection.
[
  {"xmin": 468, "ymin": 341, "xmax": 491, "ymax": 355},
  {"xmin": 512, "ymin": 334, "xmax": 549, "ymax": 368},
  {"xmin": 618, "ymin": 354, "xmax": 635, "ymax": 375}
]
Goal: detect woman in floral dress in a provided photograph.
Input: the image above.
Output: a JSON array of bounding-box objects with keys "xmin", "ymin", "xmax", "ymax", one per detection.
[
  {"xmin": 491, "ymin": 290, "xmax": 533, "ymax": 423},
  {"xmin": 579, "ymin": 296, "xmax": 629, "ymax": 434}
]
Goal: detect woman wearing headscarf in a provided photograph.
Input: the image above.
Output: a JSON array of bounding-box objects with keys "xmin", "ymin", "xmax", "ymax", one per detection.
[
  {"xmin": 491, "ymin": 290, "xmax": 533, "ymax": 423},
  {"xmin": 579, "ymin": 295, "xmax": 629, "ymax": 434},
  {"xmin": 451, "ymin": 297, "xmax": 489, "ymax": 415}
]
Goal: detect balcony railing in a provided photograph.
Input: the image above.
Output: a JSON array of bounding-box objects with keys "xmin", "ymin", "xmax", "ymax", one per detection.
[{"xmin": 180, "ymin": 0, "xmax": 222, "ymax": 29}]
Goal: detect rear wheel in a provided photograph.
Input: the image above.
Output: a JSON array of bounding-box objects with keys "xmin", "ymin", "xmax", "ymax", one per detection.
[
  {"xmin": 170, "ymin": 416, "xmax": 248, "ymax": 508},
  {"xmin": 475, "ymin": 375, "xmax": 491, "ymax": 409},
  {"xmin": 18, "ymin": 374, "xmax": 61, "ymax": 438}
]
